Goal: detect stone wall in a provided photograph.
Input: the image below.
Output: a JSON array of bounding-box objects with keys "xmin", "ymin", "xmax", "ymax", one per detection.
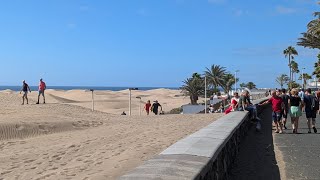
[{"xmin": 119, "ymin": 98, "xmax": 268, "ymax": 180}]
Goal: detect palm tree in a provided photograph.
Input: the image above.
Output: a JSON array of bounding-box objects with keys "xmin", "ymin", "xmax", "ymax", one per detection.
[
  {"xmin": 283, "ymin": 46, "xmax": 298, "ymax": 83},
  {"xmin": 313, "ymin": 54, "xmax": 320, "ymax": 80},
  {"xmin": 276, "ymin": 74, "xmax": 289, "ymax": 88},
  {"xmin": 204, "ymin": 65, "xmax": 226, "ymax": 93},
  {"xmin": 181, "ymin": 74, "xmax": 204, "ymax": 105},
  {"xmin": 220, "ymin": 73, "xmax": 238, "ymax": 93},
  {"xmin": 240, "ymin": 83, "xmax": 246, "ymax": 88},
  {"xmin": 298, "ymin": 32, "xmax": 320, "ymax": 49},
  {"xmin": 291, "ymin": 60, "xmax": 299, "ymax": 81},
  {"xmin": 307, "ymin": 12, "xmax": 320, "ymax": 36},
  {"xmin": 298, "ymin": 9, "xmax": 320, "ymax": 49},
  {"xmin": 246, "ymin": 82, "xmax": 256, "ymax": 90},
  {"xmin": 288, "ymin": 81, "xmax": 301, "ymax": 89},
  {"xmin": 298, "ymin": 73, "xmax": 312, "ymax": 89}
]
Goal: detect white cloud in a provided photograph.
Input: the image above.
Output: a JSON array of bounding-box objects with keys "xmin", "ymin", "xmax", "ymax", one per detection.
[
  {"xmin": 294, "ymin": 0, "xmax": 317, "ymax": 4},
  {"xmin": 275, "ymin": 6, "xmax": 297, "ymax": 14},
  {"xmin": 232, "ymin": 47, "xmax": 280, "ymax": 56},
  {"xmin": 232, "ymin": 45, "xmax": 318, "ymax": 58},
  {"xmin": 137, "ymin": 8, "xmax": 147, "ymax": 16},
  {"xmin": 176, "ymin": 0, "xmax": 185, "ymax": 4},
  {"xmin": 208, "ymin": 0, "xmax": 226, "ymax": 4},
  {"xmin": 232, "ymin": 9, "xmax": 249, "ymax": 17},
  {"xmin": 80, "ymin": 6, "xmax": 89, "ymax": 12},
  {"xmin": 67, "ymin": 23, "xmax": 76, "ymax": 29}
]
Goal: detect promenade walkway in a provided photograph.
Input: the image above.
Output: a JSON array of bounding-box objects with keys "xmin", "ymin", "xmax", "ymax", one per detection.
[
  {"xmin": 229, "ymin": 105, "xmax": 320, "ymax": 180},
  {"xmin": 275, "ymin": 114, "xmax": 320, "ymax": 179},
  {"xmin": 228, "ymin": 105, "xmax": 281, "ymax": 180}
]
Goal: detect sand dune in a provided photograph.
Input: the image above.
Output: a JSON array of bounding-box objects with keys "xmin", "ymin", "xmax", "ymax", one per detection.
[
  {"xmin": 0, "ymin": 89, "xmax": 222, "ymax": 179},
  {"xmin": 12, "ymin": 88, "xmax": 192, "ymax": 115}
]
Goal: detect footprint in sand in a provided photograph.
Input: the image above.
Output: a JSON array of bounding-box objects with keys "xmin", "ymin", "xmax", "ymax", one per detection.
[
  {"xmin": 15, "ymin": 125, "xmax": 24, "ymax": 131},
  {"xmin": 1, "ymin": 171, "xmax": 12, "ymax": 175},
  {"xmin": 24, "ymin": 159, "xmax": 35, "ymax": 163},
  {"xmin": 68, "ymin": 144, "xmax": 76, "ymax": 148},
  {"xmin": 119, "ymin": 159, "xmax": 129, "ymax": 162},
  {"xmin": 95, "ymin": 161, "xmax": 103, "ymax": 165}
]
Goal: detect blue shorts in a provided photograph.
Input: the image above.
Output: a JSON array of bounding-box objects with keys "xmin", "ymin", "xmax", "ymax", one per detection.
[
  {"xmin": 272, "ymin": 112, "xmax": 282, "ymax": 122},
  {"xmin": 305, "ymin": 110, "xmax": 316, "ymax": 119},
  {"xmin": 38, "ymin": 90, "xmax": 45, "ymax": 96}
]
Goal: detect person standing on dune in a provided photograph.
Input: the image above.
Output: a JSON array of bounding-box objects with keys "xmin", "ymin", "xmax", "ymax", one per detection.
[
  {"xmin": 36, "ymin": 78, "xmax": 46, "ymax": 104},
  {"xmin": 144, "ymin": 100, "xmax": 152, "ymax": 115},
  {"xmin": 20, "ymin": 80, "xmax": 31, "ymax": 105},
  {"xmin": 151, "ymin": 100, "xmax": 162, "ymax": 115}
]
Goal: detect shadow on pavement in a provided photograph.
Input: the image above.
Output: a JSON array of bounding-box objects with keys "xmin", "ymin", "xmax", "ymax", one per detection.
[{"xmin": 228, "ymin": 105, "xmax": 281, "ymax": 180}]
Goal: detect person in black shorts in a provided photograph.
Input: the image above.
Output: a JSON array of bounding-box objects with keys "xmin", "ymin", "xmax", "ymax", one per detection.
[
  {"xmin": 151, "ymin": 100, "xmax": 162, "ymax": 115},
  {"xmin": 304, "ymin": 88, "xmax": 318, "ymax": 133},
  {"xmin": 20, "ymin": 80, "xmax": 31, "ymax": 105},
  {"xmin": 280, "ymin": 89, "xmax": 289, "ymax": 129}
]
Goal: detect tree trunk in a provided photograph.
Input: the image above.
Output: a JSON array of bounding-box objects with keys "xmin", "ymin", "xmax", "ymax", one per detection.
[
  {"xmin": 190, "ymin": 95, "xmax": 198, "ymax": 105},
  {"xmin": 289, "ymin": 55, "xmax": 292, "ymax": 83}
]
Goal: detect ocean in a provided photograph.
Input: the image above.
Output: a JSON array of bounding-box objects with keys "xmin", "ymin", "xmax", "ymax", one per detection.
[{"xmin": 0, "ymin": 86, "xmax": 179, "ymax": 92}]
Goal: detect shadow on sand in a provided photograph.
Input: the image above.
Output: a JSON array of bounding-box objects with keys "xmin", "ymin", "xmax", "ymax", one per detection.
[{"xmin": 228, "ymin": 106, "xmax": 281, "ymax": 180}]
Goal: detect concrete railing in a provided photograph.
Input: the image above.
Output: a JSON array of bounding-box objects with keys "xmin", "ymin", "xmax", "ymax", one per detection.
[
  {"xmin": 251, "ymin": 93, "xmax": 268, "ymax": 100},
  {"xmin": 119, "ymin": 98, "xmax": 269, "ymax": 180}
]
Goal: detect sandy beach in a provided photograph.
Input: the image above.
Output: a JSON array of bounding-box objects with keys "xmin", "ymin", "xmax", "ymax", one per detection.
[
  {"xmin": 0, "ymin": 89, "xmax": 222, "ymax": 179},
  {"xmin": 8, "ymin": 88, "xmax": 195, "ymax": 115}
]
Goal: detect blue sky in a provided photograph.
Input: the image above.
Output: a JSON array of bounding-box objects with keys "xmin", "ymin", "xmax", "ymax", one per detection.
[{"xmin": 0, "ymin": 0, "xmax": 319, "ymax": 88}]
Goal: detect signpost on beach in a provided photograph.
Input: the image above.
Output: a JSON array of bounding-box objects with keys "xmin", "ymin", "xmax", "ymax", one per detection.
[
  {"xmin": 129, "ymin": 88, "xmax": 138, "ymax": 116},
  {"xmin": 90, "ymin": 89, "xmax": 94, "ymax": 111},
  {"xmin": 136, "ymin": 96, "xmax": 142, "ymax": 116}
]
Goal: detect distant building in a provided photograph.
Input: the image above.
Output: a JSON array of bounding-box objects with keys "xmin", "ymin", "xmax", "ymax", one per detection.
[{"xmin": 306, "ymin": 79, "xmax": 320, "ymax": 90}]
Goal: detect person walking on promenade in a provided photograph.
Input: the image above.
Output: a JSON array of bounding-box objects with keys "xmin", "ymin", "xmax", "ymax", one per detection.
[
  {"xmin": 289, "ymin": 88, "xmax": 303, "ymax": 134},
  {"xmin": 280, "ymin": 88, "xmax": 290, "ymax": 129},
  {"xmin": 20, "ymin": 80, "xmax": 31, "ymax": 105},
  {"xmin": 144, "ymin": 100, "xmax": 152, "ymax": 115},
  {"xmin": 260, "ymin": 90, "xmax": 285, "ymax": 133},
  {"xmin": 303, "ymin": 88, "xmax": 318, "ymax": 133},
  {"xmin": 151, "ymin": 100, "xmax": 162, "ymax": 115},
  {"xmin": 36, "ymin": 78, "xmax": 46, "ymax": 104},
  {"xmin": 299, "ymin": 88, "xmax": 305, "ymax": 112}
]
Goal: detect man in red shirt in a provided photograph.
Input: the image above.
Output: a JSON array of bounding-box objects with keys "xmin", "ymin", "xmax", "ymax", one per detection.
[
  {"xmin": 37, "ymin": 78, "xmax": 46, "ymax": 104},
  {"xmin": 144, "ymin": 100, "xmax": 152, "ymax": 115},
  {"xmin": 260, "ymin": 90, "xmax": 285, "ymax": 133}
]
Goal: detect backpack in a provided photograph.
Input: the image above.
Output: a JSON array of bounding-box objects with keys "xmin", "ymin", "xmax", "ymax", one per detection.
[{"xmin": 312, "ymin": 96, "xmax": 320, "ymax": 111}]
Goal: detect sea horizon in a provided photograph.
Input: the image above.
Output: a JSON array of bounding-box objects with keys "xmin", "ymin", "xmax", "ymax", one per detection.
[{"xmin": 0, "ymin": 86, "xmax": 180, "ymax": 92}]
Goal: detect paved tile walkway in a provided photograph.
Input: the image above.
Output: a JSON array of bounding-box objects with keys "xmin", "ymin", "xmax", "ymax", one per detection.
[
  {"xmin": 274, "ymin": 113, "xmax": 320, "ymax": 180},
  {"xmin": 229, "ymin": 106, "xmax": 281, "ymax": 180}
]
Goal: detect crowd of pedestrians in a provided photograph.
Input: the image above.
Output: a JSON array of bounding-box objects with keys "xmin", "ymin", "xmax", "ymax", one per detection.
[
  {"xmin": 261, "ymin": 88, "xmax": 318, "ymax": 134},
  {"xmin": 225, "ymin": 88, "xmax": 319, "ymax": 134}
]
